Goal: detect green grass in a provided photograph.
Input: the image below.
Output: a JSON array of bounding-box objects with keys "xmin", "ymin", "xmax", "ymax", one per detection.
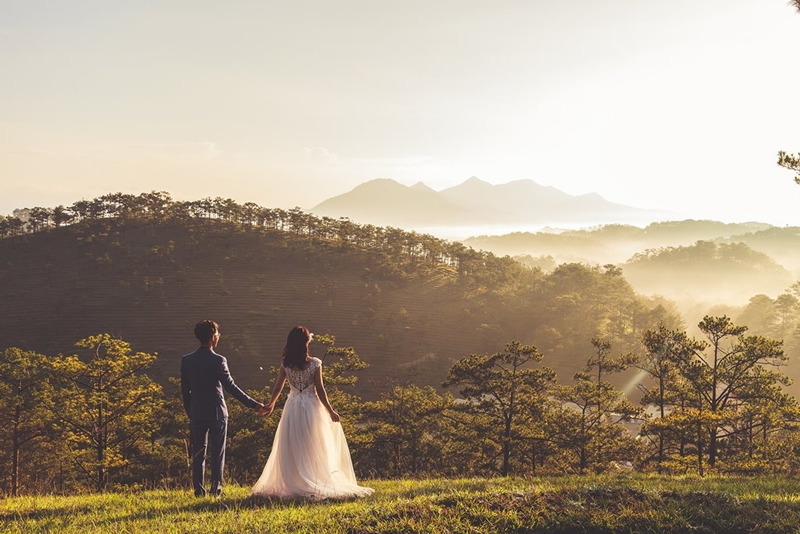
[{"xmin": 4, "ymin": 476, "xmax": 800, "ymax": 533}]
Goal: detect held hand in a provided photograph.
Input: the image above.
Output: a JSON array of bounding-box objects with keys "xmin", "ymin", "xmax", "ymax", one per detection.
[
  {"xmin": 258, "ymin": 404, "xmax": 273, "ymax": 416},
  {"xmin": 329, "ymin": 410, "xmax": 340, "ymax": 423}
]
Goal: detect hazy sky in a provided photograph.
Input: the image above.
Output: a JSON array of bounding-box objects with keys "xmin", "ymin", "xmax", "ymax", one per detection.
[{"xmin": 2, "ymin": 1, "xmax": 799, "ymax": 226}]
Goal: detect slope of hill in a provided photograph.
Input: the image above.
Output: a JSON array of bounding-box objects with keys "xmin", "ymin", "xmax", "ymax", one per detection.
[
  {"xmin": 719, "ymin": 226, "xmax": 800, "ymax": 277},
  {"xmin": 0, "ymin": 221, "xmax": 471, "ymax": 398},
  {"xmin": 622, "ymin": 240, "xmax": 793, "ymax": 305},
  {"xmin": 311, "ymin": 177, "xmax": 664, "ymax": 228},
  {"xmin": 0, "ymin": 214, "xmax": 677, "ymax": 399}
]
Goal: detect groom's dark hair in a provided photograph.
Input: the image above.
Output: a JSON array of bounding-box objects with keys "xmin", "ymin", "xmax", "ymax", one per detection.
[{"xmin": 195, "ymin": 319, "xmax": 219, "ymax": 344}]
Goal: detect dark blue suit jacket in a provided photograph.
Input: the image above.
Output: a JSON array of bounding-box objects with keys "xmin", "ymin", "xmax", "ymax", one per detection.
[{"xmin": 180, "ymin": 347, "xmax": 260, "ymax": 421}]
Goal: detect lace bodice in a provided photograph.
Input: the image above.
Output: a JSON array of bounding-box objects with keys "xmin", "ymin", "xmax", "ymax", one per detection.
[{"xmin": 283, "ymin": 357, "xmax": 321, "ymax": 396}]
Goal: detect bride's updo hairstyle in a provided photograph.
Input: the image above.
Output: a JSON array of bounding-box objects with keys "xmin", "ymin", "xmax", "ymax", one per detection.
[{"xmin": 282, "ymin": 326, "xmax": 311, "ymax": 369}]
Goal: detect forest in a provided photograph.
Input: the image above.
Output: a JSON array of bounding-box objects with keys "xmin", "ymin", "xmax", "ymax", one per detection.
[{"xmin": 1, "ymin": 191, "xmax": 800, "ymax": 496}]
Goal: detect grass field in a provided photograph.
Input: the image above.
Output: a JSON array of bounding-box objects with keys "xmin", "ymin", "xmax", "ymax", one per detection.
[{"xmin": 4, "ymin": 475, "xmax": 800, "ymax": 533}]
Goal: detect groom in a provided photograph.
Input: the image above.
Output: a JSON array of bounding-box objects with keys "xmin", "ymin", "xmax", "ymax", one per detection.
[{"xmin": 181, "ymin": 319, "xmax": 264, "ymax": 497}]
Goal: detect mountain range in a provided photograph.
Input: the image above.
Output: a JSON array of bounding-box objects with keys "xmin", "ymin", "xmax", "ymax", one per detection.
[{"xmin": 311, "ymin": 177, "xmax": 669, "ymax": 228}]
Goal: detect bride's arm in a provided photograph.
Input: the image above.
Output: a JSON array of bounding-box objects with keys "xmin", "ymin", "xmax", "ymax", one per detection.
[
  {"xmin": 263, "ymin": 366, "xmax": 287, "ymax": 416},
  {"xmin": 314, "ymin": 365, "xmax": 340, "ymax": 422}
]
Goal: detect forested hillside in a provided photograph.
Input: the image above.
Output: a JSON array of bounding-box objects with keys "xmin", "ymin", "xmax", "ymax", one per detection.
[
  {"xmin": 0, "ymin": 192, "xmax": 680, "ymax": 398},
  {"xmin": 465, "ymin": 221, "xmax": 800, "ymax": 311},
  {"xmin": 464, "ymin": 220, "xmax": 775, "ymax": 265},
  {"xmin": 623, "ymin": 241, "xmax": 793, "ymax": 305}
]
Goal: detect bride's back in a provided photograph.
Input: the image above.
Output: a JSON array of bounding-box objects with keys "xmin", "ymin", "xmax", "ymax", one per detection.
[{"xmin": 283, "ymin": 357, "xmax": 320, "ymax": 393}]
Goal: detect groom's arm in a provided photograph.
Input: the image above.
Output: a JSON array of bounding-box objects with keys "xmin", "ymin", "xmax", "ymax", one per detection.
[{"xmin": 218, "ymin": 357, "xmax": 262, "ymax": 410}]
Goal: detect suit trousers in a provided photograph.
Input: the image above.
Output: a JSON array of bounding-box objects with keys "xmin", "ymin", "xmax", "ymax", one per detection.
[{"xmin": 190, "ymin": 418, "xmax": 227, "ymax": 497}]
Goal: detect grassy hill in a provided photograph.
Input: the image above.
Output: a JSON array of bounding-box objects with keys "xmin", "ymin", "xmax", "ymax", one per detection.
[{"xmin": 4, "ymin": 475, "xmax": 800, "ymax": 533}]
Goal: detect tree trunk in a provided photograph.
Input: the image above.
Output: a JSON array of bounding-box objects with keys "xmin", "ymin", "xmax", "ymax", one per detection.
[
  {"xmin": 579, "ymin": 409, "xmax": 587, "ymax": 474},
  {"xmin": 394, "ymin": 443, "xmax": 402, "ymax": 478},
  {"xmin": 696, "ymin": 421, "xmax": 704, "ymax": 477},
  {"xmin": 501, "ymin": 441, "xmax": 510, "ymax": 477},
  {"xmin": 501, "ymin": 417, "xmax": 512, "ymax": 477},
  {"xmin": 658, "ymin": 378, "xmax": 665, "ymax": 473},
  {"xmin": 580, "ymin": 445, "xmax": 587, "ymax": 474},
  {"xmin": 12, "ymin": 404, "xmax": 20, "ymax": 497},
  {"xmin": 708, "ymin": 427, "xmax": 718, "ymax": 468},
  {"xmin": 97, "ymin": 401, "xmax": 106, "ymax": 492},
  {"xmin": 97, "ymin": 437, "xmax": 106, "ymax": 492}
]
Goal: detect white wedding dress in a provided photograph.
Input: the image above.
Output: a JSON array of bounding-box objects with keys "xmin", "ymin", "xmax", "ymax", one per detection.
[{"xmin": 250, "ymin": 357, "xmax": 374, "ymax": 500}]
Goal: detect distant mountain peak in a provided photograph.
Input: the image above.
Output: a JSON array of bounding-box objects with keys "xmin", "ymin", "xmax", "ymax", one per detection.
[
  {"xmin": 411, "ymin": 181, "xmax": 436, "ymax": 192},
  {"xmin": 578, "ymin": 192, "xmax": 606, "ymax": 200},
  {"xmin": 355, "ymin": 178, "xmax": 403, "ymax": 189},
  {"xmin": 440, "ymin": 176, "xmax": 493, "ymax": 197},
  {"xmin": 465, "ymin": 176, "xmax": 487, "ymax": 184}
]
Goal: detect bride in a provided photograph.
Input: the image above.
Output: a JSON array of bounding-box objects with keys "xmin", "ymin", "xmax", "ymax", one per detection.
[{"xmin": 251, "ymin": 326, "xmax": 374, "ymax": 500}]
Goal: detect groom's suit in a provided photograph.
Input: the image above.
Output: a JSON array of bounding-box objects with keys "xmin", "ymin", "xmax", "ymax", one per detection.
[{"xmin": 181, "ymin": 347, "xmax": 260, "ymax": 497}]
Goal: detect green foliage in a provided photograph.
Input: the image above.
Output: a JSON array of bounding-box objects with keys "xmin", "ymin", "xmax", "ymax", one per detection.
[
  {"xmin": 314, "ymin": 333, "xmax": 369, "ymax": 388},
  {"xmin": 51, "ymin": 334, "xmax": 164, "ymax": 491},
  {"xmin": 550, "ymin": 338, "xmax": 643, "ymax": 473},
  {"xmin": 530, "ymin": 262, "xmax": 670, "ymax": 376},
  {"xmin": 0, "ymin": 348, "xmax": 54, "ymax": 496},
  {"xmin": 3, "ymin": 318, "xmax": 800, "ymax": 496},
  {"xmin": 737, "ymin": 287, "xmax": 800, "ymax": 361},
  {"xmin": 443, "ymin": 340, "xmax": 556, "ymax": 476},
  {"xmin": 638, "ymin": 326, "xmax": 705, "ymax": 472},
  {"xmin": 778, "ymin": 150, "xmax": 800, "ymax": 185},
  {"xmin": 142, "ymin": 377, "xmax": 192, "ymax": 489},
  {"xmin": 361, "ymin": 383, "xmax": 456, "ymax": 478},
  {"xmin": 638, "ymin": 317, "xmax": 798, "ymax": 476}
]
